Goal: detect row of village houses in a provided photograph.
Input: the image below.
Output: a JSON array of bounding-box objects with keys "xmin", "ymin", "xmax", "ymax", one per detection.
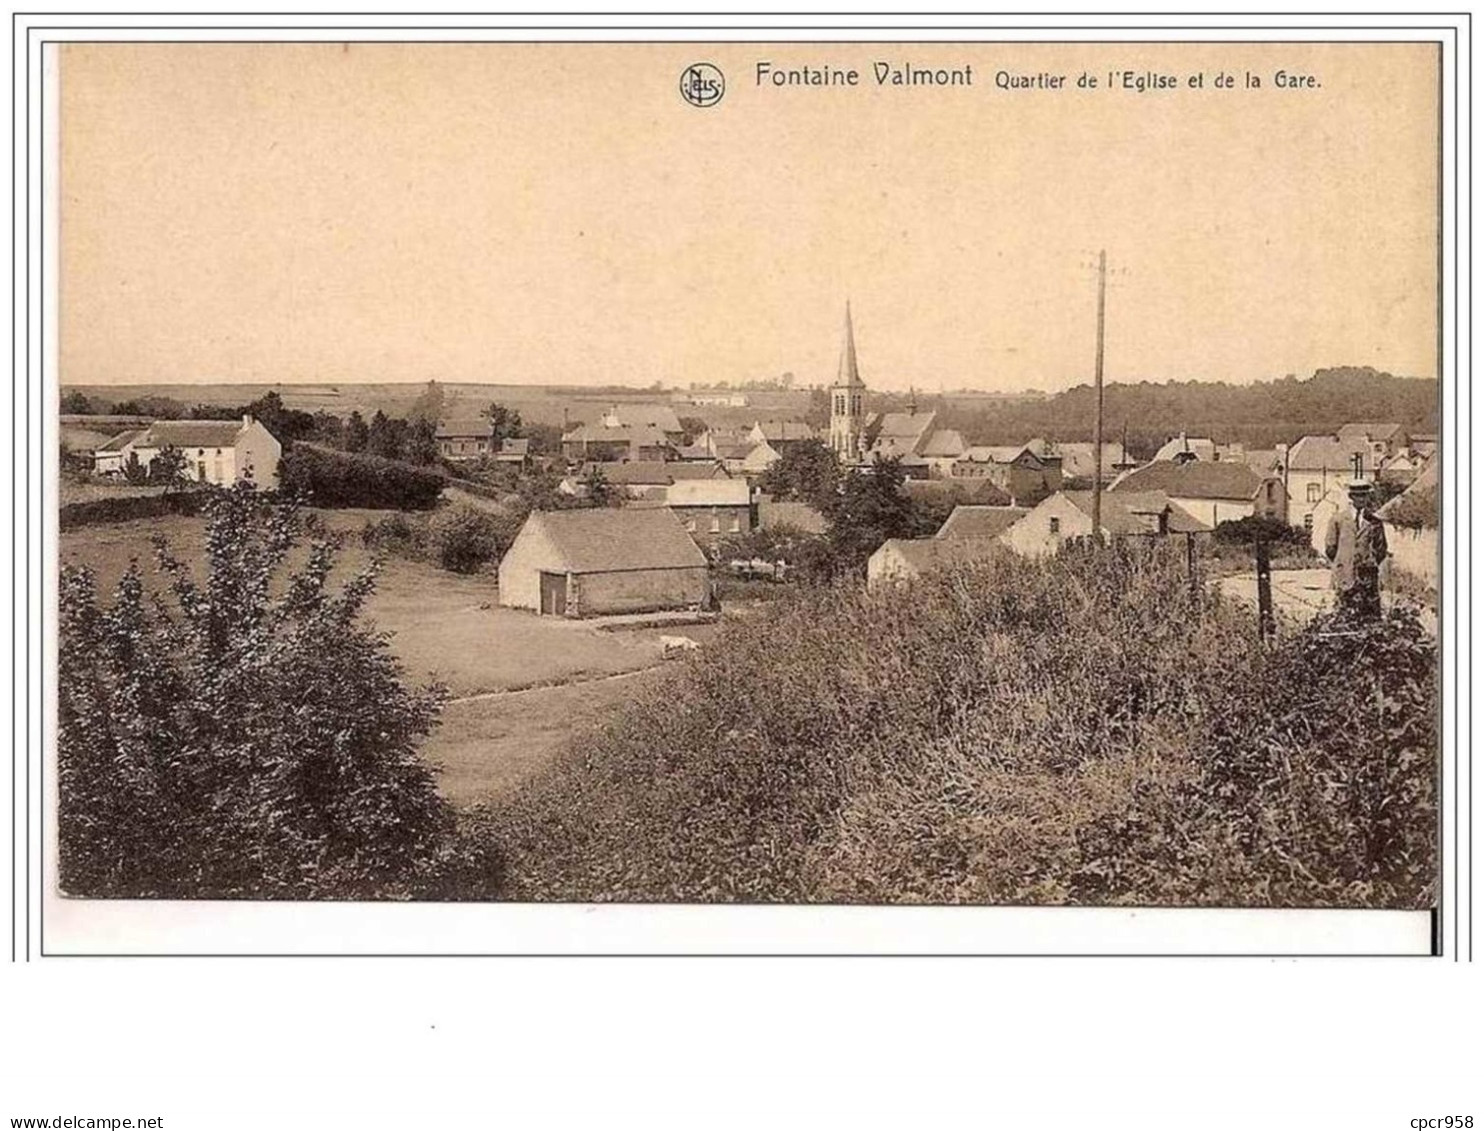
[{"xmin": 76, "ymin": 402, "xmax": 1437, "ymax": 619}]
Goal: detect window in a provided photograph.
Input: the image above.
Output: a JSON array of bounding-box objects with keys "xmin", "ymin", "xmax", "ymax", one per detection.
[
  {"xmin": 1303, "ymin": 514, "xmax": 1314, "ymax": 532},
  {"xmin": 1049, "ymin": 517, "xmax": 1061, "ymax": 535},
  {"xmin": 685, "ymin": 517, "xmax": 697, "ymax": 532},
  {"xmin": 729, "ymin": 515, "xmax": 741, "ymax": 533},
  {"xmin": 710, "ymin": 512, "xmax": 721, "ymax": 533},
  {"xmin": 1306, "ymin": 483, "xmax": 1322, "ymax": 503}
]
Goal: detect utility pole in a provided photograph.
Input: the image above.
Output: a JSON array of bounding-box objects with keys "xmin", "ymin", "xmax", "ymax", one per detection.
[{"xmin": 1092, "ymin": 249, "xmax": 1107, "ymax": 539}]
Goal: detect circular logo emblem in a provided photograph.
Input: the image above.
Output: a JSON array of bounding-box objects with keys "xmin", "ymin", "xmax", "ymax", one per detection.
[{"xmin": 679, "ymin": 63, "xmax": 725, "ymax": 108}]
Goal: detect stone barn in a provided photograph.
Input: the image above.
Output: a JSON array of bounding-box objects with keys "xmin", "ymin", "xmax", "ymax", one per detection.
[{"xmin": 498, "ymin": 508, "xmax": 711, "ymax": 617}]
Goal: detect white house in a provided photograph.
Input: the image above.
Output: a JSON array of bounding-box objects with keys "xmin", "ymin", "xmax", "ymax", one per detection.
[
  {"xmin": 1001, "ymin": 490, "xmax": 1209, "ymax": 559},
  {"xmin": 1109, "ymin": 460, "xmax": 1287, "ymax": 528},
  {"xmin": 104, "ymin": 416, "xmax": 282, "ymax": 487},
  {"xmin": 1280, "ymin": 434, "xmax": 1377, "ymax": 534}
]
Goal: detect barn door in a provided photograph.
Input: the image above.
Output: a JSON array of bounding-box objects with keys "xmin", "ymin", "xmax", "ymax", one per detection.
[{"xmin": 539, "ymin": 572, "xmax": 567, "ymax": 616}]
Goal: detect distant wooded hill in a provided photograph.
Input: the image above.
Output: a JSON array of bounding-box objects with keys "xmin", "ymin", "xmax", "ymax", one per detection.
[{"xmin": 924, "ymin": 368, "xmax": 1439, "ymax": 458}]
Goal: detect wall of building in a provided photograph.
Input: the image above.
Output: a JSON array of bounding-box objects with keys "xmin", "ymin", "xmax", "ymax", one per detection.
[
  {"xmin": 1287, "ymin": 467, "xmax": 1371, "ymax": 529},
  {"xmin": 672, "ymin": 504, "xmax": 752, "ymax": 544},
  {"xmin": 572, "ymin": 567, "xmax": 709, "ymax": 616},
  {"xmin": 236, "ymin": 421, "xmax": 282, "ymax": 487},
  {"xmin": 497, "ymin": 520, "xmax": 565, "ymax": 611},
  {"xmin": 1383, "ymin": 524, "xmax": 1439, "ymax": 588},
  {"xmin": 1001, "ymin": 494, "xmax": 1095, "ymax": 558},
  {"xmin": 1168, "ymin": 496, "xmax": 1254, "ymax": 529}
]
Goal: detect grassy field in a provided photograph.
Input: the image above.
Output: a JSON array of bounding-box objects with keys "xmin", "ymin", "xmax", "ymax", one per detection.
[
  {"xmin": 58, "ymin": 509, "xmax": 715, "ymax": 803},
  {"xmin": 64, "ymin": 382, "xmax": 817, "ymax": 430}
]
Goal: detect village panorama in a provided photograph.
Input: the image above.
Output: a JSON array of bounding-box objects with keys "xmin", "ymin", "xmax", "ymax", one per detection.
[{"xmin": 56, "ymin": 304, "xmax": 1440, "ymax": 907}]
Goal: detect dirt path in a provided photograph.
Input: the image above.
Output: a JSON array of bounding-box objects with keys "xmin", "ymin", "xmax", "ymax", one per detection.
[{"xmin": 445, "ymin": 663, "xmax": 665, "ymax": 706}]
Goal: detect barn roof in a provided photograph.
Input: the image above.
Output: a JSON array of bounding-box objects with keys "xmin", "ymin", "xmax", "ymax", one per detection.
[
  {"xmin": 529, "ymin": 508, "xmax": 708, "ymax": 573},
  {"xmin": 936, "ymin": 505, "xmax": 1029, "ymax": 541},
  {"xmin": 135, "ymin": 419, "xmax": 246, "ymax": 448},
  {"xmin": 1111, "ymin": 460, "xmax": 1267, "ymax": 500}
]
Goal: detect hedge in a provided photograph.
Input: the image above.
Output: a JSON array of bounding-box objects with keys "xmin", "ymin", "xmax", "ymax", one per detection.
[
  {"xmin": 59, "ymin": 490, "xmax": 209, "ymax": 531},
  {"xmin": 279, "ymin": 443, "xmax": 446, "ymax": 510}
]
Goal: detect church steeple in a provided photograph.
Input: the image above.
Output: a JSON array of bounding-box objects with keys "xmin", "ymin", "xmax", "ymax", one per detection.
[
  {"xmin": 829, "ymin": 301, "xmax": 866, "ymax": 462},
  {"xmin": 837, "ymin": 301, "xmax": 864, "ymax": 388}
]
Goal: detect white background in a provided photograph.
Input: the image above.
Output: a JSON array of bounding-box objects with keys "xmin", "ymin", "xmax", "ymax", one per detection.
[{"xmin": 4, "ymin": 6, "xmax": 1479, "ymax": 1128}]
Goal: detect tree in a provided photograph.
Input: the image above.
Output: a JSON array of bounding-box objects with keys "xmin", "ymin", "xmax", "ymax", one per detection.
[
  {"xmin": 122, "ymin": 451, "xmax": 149, "ymax": 485},
  {"xmin": 677, "ymin": 416, "xmax": 709, "ymax": 444},
  {"xmin": 147, "ymin": 445, "xmax": 188, "ymax": 491},
  {"xmin": 343, "ymin": 410, "xmax": 370, "ymax": 453},
  {"xmin": 61, "ymin": 390, "xmax": 93, "ymax": 414},
  {"xmin": 523, "ymin": 422, "xmax": 563, "ymax": 456},
  {"xmin": 755, "ymin": 438, "xmax": 842, "ymax": 510},
  {"xmin": 483, "ymin": 402, "xmax": 523, "ymax": 446},
  {"xmin": 240, "ymin": 391, "xmax": 316, "ymax": 443},
  {"xmin": 407, "ymin": 379, "xmax": 446, "ymax": 423},
  {"xmin": 405, "ymin": 416, "xmax": 440, "ymax": 466},
  {"xmin": 581, "ymin": 464, "xmax": 619, "ymax": 508},
  {"xmin": 56, "ymin": 486, "xmax": 463, "ymax": 899},
  {"xmin": 803, "ymin": 387, "xmax": 831, "ymax": 431},
  {"xmin": 821, "ymin": 458, "xmax": 915, "ymax": 577},
  {"xmin": 366, "ymin": 410, "xmax": 405, "ymax": 460}
]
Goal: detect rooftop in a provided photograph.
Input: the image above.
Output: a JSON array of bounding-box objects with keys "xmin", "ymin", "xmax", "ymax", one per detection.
[
  {"xmin": 1111, "ymin": 460, "xmax": 1269, "ymax": 500},
  {"xmin": 936, "ymin": 505, "xmax": 1029, "ymax": 541},
  {"xmin": 135, "ymin": 419, "xmax": 248, "ymax": 449},
  {"xmin": 1061, "ymin": 490, "xmax": 1210, "ymax": 536},
  {"xmin": 528, "ymin": 508, "xmax": 708, "ymax": 574}
]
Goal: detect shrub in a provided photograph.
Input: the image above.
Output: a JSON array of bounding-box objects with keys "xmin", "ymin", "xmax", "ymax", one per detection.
[
  {"xmin": 57, "ymin": 484, "xmax": 498, "ymax": 899},
  {"xmin": 486, "ymin": 540, "xmax": 1435, "ymax": 908},
  {"xmin": 279, "ymin": 443, "xmax": 445, "ymax": 510},
  {"xmin": 427, "ymin": 504, "xmax": 507, "ymax": 574},
  {"xmin": 1213, "ymin": 514, "xmax": 1309, "ymax": 548},
  {"xmin": 361, "ymin": 511, "xmax": 428, "ymax": 560},
  {"xmin": 59, "ymin": 490, "xmax": 208, "ymax": 531}
]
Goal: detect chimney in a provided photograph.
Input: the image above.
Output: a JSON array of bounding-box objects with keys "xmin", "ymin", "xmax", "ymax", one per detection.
[{"xmin": 242, "ymin": 414, "xmax": 254, "ymax": 427}]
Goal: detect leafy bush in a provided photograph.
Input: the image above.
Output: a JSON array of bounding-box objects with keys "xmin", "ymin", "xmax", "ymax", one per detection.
[
  {"xmin": 1213, "ymin": 514, "xmax": 1310, "ymax": 547},
  {"xmin": 279, "ymin": 443, "xmax": 445, "ymax": 510},
  {"xmin": 427, "ymin": 504, "xmax": 508, "ymax": 574},
  {"xmin": 57, "ymin": 485, "xmax": 498, "ymax": 899},
  {"xmin": 361, "ymin": 511, "xmax": 428, "ymax": 559},
  {"xmin": 487, "ymin": 540, "xmax": 1435, "ymax": 908},
  {"xmin": 59, "ymin": 489, "xmax": 208, "ymax": 531}
]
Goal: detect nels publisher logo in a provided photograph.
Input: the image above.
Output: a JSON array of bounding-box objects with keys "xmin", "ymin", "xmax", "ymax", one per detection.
[{"xmin": 679, "ymin": 63, "xmax": 725, "ymax": 107}]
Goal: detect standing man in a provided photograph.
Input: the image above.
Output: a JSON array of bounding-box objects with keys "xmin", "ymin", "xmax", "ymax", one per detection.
[{"xmin": 1324, "ymin": 478, "xmax": 1389, "ymax": 621}]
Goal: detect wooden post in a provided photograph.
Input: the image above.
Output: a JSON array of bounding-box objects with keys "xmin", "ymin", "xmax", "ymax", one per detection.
[
  {"xmin": 1185, "ymin": 531, "xmax": 1197, "ymax": 596},
  {"xmin": 1255, "ymin": 538, "xmax": 1274, "ymax": 640}
]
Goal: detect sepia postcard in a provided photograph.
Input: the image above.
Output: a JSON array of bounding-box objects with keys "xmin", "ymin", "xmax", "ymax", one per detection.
[{"xmin": 22, "ymin": 26, "xmax": 1460, "ymax": 957}]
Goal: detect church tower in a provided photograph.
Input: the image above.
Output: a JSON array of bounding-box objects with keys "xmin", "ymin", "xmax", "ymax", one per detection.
[{"xmin": 828, "ymin": 302, "xmax": 866, "ymax": 462}]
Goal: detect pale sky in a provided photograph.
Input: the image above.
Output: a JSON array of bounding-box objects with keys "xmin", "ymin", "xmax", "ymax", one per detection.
[{"xmin": 60, "ymin": 42, "xmax": 1439, "ymax": 391}]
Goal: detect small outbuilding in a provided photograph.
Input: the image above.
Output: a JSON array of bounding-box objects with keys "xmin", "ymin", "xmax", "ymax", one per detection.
[{"xmin": 498, "ymin": 507, "xmax": 711, "ymax": 617}]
